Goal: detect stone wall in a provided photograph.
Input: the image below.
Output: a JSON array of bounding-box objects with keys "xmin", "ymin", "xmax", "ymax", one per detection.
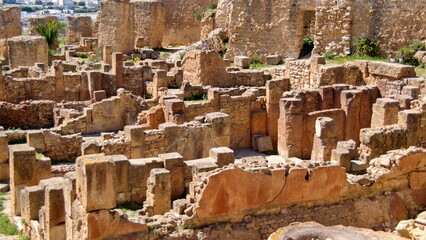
[
  {"xmin": 0, "ymin": 7, "xmax": 21, "ymax": 59},
  {"xmin": 28, "ymin": 16, "xmax": 58, "ymax": 36},
  {"xmin": 97, "ymin": 0, "xmax": 135, "ymax": 53},
  {"xmin": 66, "ymin": 16, "xmax": 93, "ymax": 45},
  {"xmin": 216, "ymin": 0, "xmax": 426, "ymax": 58},
  {"xmin": 0, "ymin": 101, "xmax": 55, "ymax": 129},
  {"xmin": 7, "ymin": 36, "xmax": 48, "ymax": 69},
  {"xmin": 133, "ymin": 0, "xmax": 165, "ymax": 48},
  {"xmin": 57, "ymin": 89, "xmax": 146, "ymax": 135},
  {"xmin": 27, "ymin": 130, "xmax": 82, "ymax": 162},
  {"xmin": 189, "ymin": 148, "xmax": 426, "ymax": 228}
]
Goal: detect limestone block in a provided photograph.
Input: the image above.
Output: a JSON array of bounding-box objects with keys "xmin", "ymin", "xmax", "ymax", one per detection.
[
  {"xmin": 63, "ymin": 172, "xmax": 76, "ymax": 217},
  {"xmin": 81, "ymin": 141, "xmax": 100, "ymax": 155},
  {"xmin": 266, "ymin": 55, "xmax": 281, "ymax": 65},
  {"xmin": 331, "ymin": 149, "xmax": 351, "ymax": 171},
  {"xmin": 158, "ymin": 152, "xmax": 184, "ymax": 199},
  {"xmin": 20, "ymin": 185, "xmax": 44, "ymax": 223},
  {"xmin": 93, "ymin": 90, "xmax": 107, "ymax": 102},
  {"xmin": 315, "ymin": 117, "xmax": 337, "ymax": 139},
  {"xmin": 368, "ymin": 61, "xmax": 416, "ymax": 79},
  {"xmin": 128, "ymin": 158, "xmax": 163, "ymax": 203},
  {"xmin": 234, "ymin": 56, "xmax": 250, "ymax": 69},
  {"xmin": 124, "ymin": 125, "xmax": 145, "ymax": 159},
  {"xmin": 9, "ymin": 144, "xmax": 37, "ymax": 186},
  {"xmin": 319, "ymin": 86, "xmax": 334, "ymax": 110},
  {"xmin": 401, "ymin": 86, "xmax": 420, "ymax": 99},
  {"xmin": 350, "ymin": 160, "xmax": 368, "ymax": 173},
  {"xmin": 205, "ymin": 112, "xmax": 231, "ymax": 147},
  {"xmin": 184, "ymin": 158, "xmax": 218, "ymax": 174},
  {"xmin": 0, "ymin": 132, "xmax": 9, "ymax": 163},
  {"xmin": 251, "ymin": 110, "xmax": 267, "ymax": 137},
  {"xmin": 45, "ymin": 184, "xmax": 65, "ymax": 227},
  {"xmin": 371, "ymin": 98, "xmax": 399, "ymax": 128},
  {"xmin": 26, "ymin": 131, "xmax": 45, "ymax": 153},
  {"xmin": 145, "ymin": 168, "xmax": 171, "ymax": 216},
  {"xmin": 256, "ymin": 135, "xmax": 273, "ymax": 152},
  {"xmin": 181, "ymin": 50, "xmax": 227, "ymax": 86},
  {"xmin": 76, "ymin": 155, "xmax": 116, "ymax": 212},
  {"xmin": 48, "ymin": 223, "xmax": 65, "ymax": 240},
  {"xmin": 209, "ymin": 147, "xmax": 234, "ymax": 167},
  {"xmin": 110, "ymin": 155, "xmax": 130, "ymax": 196},
  {"xmin": 7, "ymin": 36, "xmax": 48, "ymax": 68}
]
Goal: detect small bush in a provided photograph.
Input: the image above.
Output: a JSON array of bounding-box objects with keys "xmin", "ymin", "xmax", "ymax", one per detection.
[
  {"xmin": 250, "ymin": 55, "xmax": 262, "ymax": 65},
  {"xmin": 396, "ymin": 47, "xmax": 419, "ymax": 66},
  {"xmin": 355, "ymin": 38, "xmax": 380, "ymax": 57},
  {"xmin": 324, "ymin": 51, "xmax": 335, "ymax": 60},
  {"xmin": 409, "ymin": 40, "xmax": 426, "ymax": 52}
]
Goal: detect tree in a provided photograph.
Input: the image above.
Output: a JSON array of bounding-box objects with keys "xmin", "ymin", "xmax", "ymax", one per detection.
[
  {"xmin": 35, "ymin": 21, "xmax": 65, "ymax": 49},
  {"xmin": 77, "ymin": 1, "xmax": 85, "ymax": 6}
]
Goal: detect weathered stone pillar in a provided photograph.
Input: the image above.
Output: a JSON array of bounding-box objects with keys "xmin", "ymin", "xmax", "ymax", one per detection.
[
  {"xmin": 76, "ymin": 155, "xmax": 117, "ymax": 212},
  {"xmin": 88, "ymin": 71, "xmax": 102, "ymax": 100},
  {"xmin": 52, "ymin": 60, "xmax": 65, "ymax": 100},
  {"xmin": 112, "ymin": 52, "xmax": 124, "ymax": 88},
  {"xmin": 332, "ymin": 84, "xmax": 350, "ymax": 108},
  {"xmin": 205, "ymin": 112, "xmax": 231, "ymax": 148},
  {"xmin": 103, "ymin": 45, "xmax": 112, "ymax": 65},
  {"xmin": 278, "ymin": 98, "xmax": 303, "ymax": 158},
  {"xmin": 20, "ymin": 186, "xmax": 44, "ymax": 224},
  {"xmin": 311, "ymin": 117, "xmax": 338, "ymax": 162},
  {"xmin": 158, "ymin": 153, "xmax": 184, "ymax": 199},
  {"xmin": 209, "ymin": 147, "xmax": 234, "ymax": 167},
  {"xmin": 319, "ymin": 86, "xmax": 334, "ymax": 110},
  {"xmin": 153, "ymin": 69, "xmax": 168, "ymax": 99},
  {"xmin": 371, "ymin": 98, "xmax": 399, "ymax": 128},
  {"xmin": 124, "ymin": 125, "xmax": 145, "ymax": 159},
  {"xmin": 341, "ymin": 90, "xmax": 362, "ymax": 144},
  {"xmin": 144, "ymin": 168, "xmax": 171, "ymax": 216},
  {"xmin": 9, "ymin": 145, "xmax": 36, "ymax": 216},
  {"xmin": 266, "ymin": 78, "xmax": 290, "ymax": 149},
  {"xmin": 398, "ymin": 110, "xmax": 421, "ymax": 146},
  {"xmin": 80, "ymin": 71, "xmax": 90, "ymax": 101},
  {"xmin": 44, "ymin": 184, "xmax": 66, "ymax": 240},
  {"xmin": 163, "ymin": 99, "xmax": 186, "ymax": 124}
]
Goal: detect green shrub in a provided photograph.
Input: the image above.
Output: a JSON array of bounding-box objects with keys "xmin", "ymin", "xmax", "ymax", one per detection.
[
  {"xmin": 192, "ymin": 3, "xmax": 217, "ymax": 21},
  {"xmin": 324, "ymin": 51, "xmax": 335, "ymax": 60},
  {"xmin": 250, "ymin": 55, "xmax": 262, "ymax": 65},
  {"xmin": 409, "ymin": 40, "xmax": 426, "ymax": 52},
  {"xmin": 299, "ymin": 37, "xmax": 314, "ymax": 58},
  {"xmin": 396, "ymin": 47, "xmax": 419, "ymax": 66},
  {"xmin": 35, "ymin": 21, "xmax": 66, "ymax": 48},
  {"xmin": 355, "ymin": 38, "xmax": 379, "ymax": 57}
]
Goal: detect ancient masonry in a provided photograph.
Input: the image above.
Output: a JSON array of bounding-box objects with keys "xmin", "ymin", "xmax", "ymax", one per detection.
[{"xmin": 0, "ymin": 1, "xmax": 425, "ymax": 240}]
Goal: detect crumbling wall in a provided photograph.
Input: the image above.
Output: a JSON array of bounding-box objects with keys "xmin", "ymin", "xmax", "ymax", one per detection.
[
  {"xmin": 215, "ymin": 0, "xmax": 426, "ymax": 58},
  {"xmin": 0, "ymin": 101, "xmax": 55, "ymax": 129},
  {"xmin": 189, "ymin": 148, "xmax": 426, "ymax": 227},
  {"xmin": 133, "ymin": 0, "xmax": 166, "ymax": 48},
  {"xmin": 27, "ymin": 130, "xmax": 82, "ymax": 162},
  {"xmin": 66, "ymin": 16, "xmax": 93, "ymax": 45},
  {"xmin": 161, "ymin": 0, "xmax": 218, "ymax": 46},
  {"xmin": 7, "ymin": 36, "xmax": 48, "ymax": 69},
  {"xmin": 97, "ymin": 0, "xmax": 135, "ymax": 53},
  {"xmin": 0, "ymin": 7, "xmax": 21, "ymax": 59}
]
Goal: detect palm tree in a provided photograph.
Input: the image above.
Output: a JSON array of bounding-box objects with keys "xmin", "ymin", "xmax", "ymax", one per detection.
[{"xmin": 35, "ymin": 21, "xmax": 65, "ymax": 49}]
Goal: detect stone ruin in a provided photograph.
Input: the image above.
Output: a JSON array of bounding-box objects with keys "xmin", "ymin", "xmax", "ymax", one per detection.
[{"xmin": 0, "ymin": 1, "xmax": 425, "ymax": 240}]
